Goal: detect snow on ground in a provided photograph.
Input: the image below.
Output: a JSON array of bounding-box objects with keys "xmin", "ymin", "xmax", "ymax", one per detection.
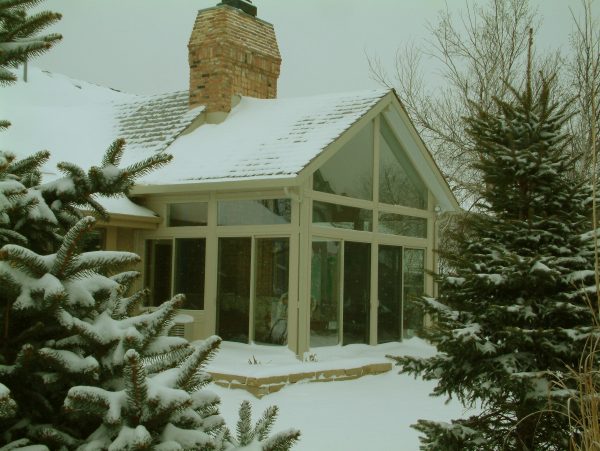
[{"xmin": 203, "ymin": 339, "xmax": 474, "ymax": 451}]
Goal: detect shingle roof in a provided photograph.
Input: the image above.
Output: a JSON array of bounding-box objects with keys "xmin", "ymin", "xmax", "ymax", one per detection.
[
  {"xmin": 1, "ymin": 67, "xmax": 387, "ymax": 187},
  {"xmin": 115, "ymin": 90, "xmax": 204, "ymax": 153},
  {"xmin": 139, "ymin": 89, "xmax": 388, "ymax": 185}
]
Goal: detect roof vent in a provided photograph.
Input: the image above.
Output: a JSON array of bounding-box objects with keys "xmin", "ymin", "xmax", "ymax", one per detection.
[{"xmin": 218, "ymin": 0, "xmax": 257, "ymax": 17}]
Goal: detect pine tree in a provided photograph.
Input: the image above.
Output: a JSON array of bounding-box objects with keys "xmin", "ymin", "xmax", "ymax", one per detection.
[
  {"xmin": 391, "ymin": 48, "xmax": 597, "ymax": 449},
  {"xmin": 0, "ymin": 3, "xmax": 300, "ymax": 450}
]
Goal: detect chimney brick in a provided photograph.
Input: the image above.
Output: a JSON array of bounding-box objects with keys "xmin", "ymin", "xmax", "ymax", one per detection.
[{"xmin": 188, "ymin": 4, "xmax": 281, "ymax": 112}]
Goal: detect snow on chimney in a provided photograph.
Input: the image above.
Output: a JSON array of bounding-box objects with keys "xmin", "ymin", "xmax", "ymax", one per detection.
[{"xmin": 188, "ymin": 0, "xmax": 281, "ymax": 114}]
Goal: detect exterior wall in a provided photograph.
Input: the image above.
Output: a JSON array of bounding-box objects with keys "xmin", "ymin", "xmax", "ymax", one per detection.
[
  {"xmin": 132, "ymin": 124, "xmax": 439, "ymax": 356},
  {"xmin": 188, "ymin": 5, "xmax": 281, "ymax": 112}
]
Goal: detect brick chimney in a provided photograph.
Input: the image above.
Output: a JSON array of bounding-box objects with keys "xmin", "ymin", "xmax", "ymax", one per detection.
[{"xmin": 188, "ymin": 0, "xmax": 281, "ymax": 114}]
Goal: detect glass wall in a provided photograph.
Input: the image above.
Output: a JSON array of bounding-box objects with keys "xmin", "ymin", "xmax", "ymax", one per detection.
[
  {"xmin": 343, "ymin": 242, "xmax": 371, "ymax": 345},
  {"xmin": 378, "ymin": 245, "xmax": 403, "ymax": 343},
  {"xmin": 216, "ymin": 238, "xmax": 251, "ymax": 343},
  {"xmin": 378, "ymin": 213, "xmax": 427, "ymax": 238},
  {"xmin": 313, "ymin": 201, "xmax": 372, "ymax": 231},
  {"xmin": 218, "ymin": 199, "xmax": 291, "ymax": 225},
  {"xmin": 403, "ymin": 248, "xmax": 426, "ymax": 338},
  {"xmin": 254, "ymin": 238, "xmax": 290, "ymax": 345},
  {"xmin": 145, "ymin": 238, "xmax": 206, "ymax": 310},
  {"xmin": 168, "ymin": 202, "xmax": 208, "ymax": 227},
  {"xmin": 174, "ymin": 238, "xmax": 206, "ymax": 309},
  {"xmin": 310, "ymin": 240, "xmax": 341, "ymax": 347},
  {"xmin": 379, "ymin": 118, "xmax": 428, "ymax": 209},
  {"xmin": 313, "ymin": 122, "xmax": 373, "ymax": 200},
  {"xmin": 145, "ymin": 240, "xmax": 173, "ymax": 306}
]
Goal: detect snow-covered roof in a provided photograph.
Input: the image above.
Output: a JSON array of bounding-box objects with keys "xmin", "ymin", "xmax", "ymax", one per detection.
[
  {"xmin": 0, "ymin": 68, "xmax": 206, "ymax": 218},
  {"xmin": 140, "ymin": 89, "xmax": 388, "ymax": 185},
  {"xmin": 2, "ymin": 67, "xmax": 388, "ymax": 190}
]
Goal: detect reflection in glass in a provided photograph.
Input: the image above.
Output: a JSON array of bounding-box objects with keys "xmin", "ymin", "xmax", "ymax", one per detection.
[
  {"xmin": 378, "ymin": 245, "xmax": 403, "ymax": 343},
  {"xmin": 313, "ymin": 122, "xmax": 373, "ymax": 200},
  {"xmin": 174, "ymin": 238, "xmax": 206, "ymax": 310},
  {"xmin": 311, "ymin": 240, "xmax": 341, "ymax": 347},
  {"xmin": 379, "ymin": 213, "xmax": 427, "ymax": 238},
  {"xmin": 218, "ymin": 199, "xmax": 291, "ymax": 225},
  {"xmin": 145, "ymin": 240, "xmax": 172, "ymax": 306},
  {"xmin": 379, "ymin": 118, "xmax": 428, "ymax": 209},
  {"xmin": 312, "ymin": 200, "xmax": 372, "ymax": 231},
  {"xmin": 168, "ymin": 202, "xmax": 208, "ymax": 227},
  {"xmin": 404, "ymin": 248, "xmax": 425, "ymax": 338},
  {"xmin": 254, "ymin": 238, "xmax": 289, "ymax": 345},
  {"xmin": 217, "ymin": 238, "xmax": 251, "ymax": 343},
  {"xmin": 343, "ymin": 242, "xmax": 371, "ymax": 345}
]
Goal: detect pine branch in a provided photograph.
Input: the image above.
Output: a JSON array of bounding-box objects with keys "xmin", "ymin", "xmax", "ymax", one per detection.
[
  {"xmin": 173, "ymin": 335, "xmax": 221, "ymax": 392},
  {"xmin": 0, "ymin": 243, "xmax": 50, "ymax": 277},
  {"xmin": 123, "ymin": 349, "xmax": 148, "ymax": 424},
  {"xmin": 52, "ymin": 216, "xmax": 95, "ymax": 278},
  {"xmin": 235, "ymin": 401, "xmax": 253, "ymax": 446}
]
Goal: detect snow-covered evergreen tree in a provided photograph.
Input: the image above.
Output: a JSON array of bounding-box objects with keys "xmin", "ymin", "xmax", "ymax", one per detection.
[
  {"xmin": 391, "ymin": 57, "xmax": 597, "ymax": 449},
  {"xmin": 0, "ymin": 3, "xmax": 300, "ymax": 450}
]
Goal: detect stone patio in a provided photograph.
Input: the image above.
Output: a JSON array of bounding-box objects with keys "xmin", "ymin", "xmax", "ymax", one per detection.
[{"xmin": 209, "ymin": 362, "xmax": 392, "ymax": 398}]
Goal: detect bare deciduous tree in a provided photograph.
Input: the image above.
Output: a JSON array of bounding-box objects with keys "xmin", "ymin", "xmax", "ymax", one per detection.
[{"xmin": 368, "ymin": 0, "xmax": 567, "ymax": 206}]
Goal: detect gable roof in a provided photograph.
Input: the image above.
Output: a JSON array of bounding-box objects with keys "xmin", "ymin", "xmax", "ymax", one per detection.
[
  {"xmin": 138, "ymin": 89, "xmax": 388, "ymax": 185},
  {"xmin": 2, "ymin": 67, "xmax": 458, "ymax": 213}
]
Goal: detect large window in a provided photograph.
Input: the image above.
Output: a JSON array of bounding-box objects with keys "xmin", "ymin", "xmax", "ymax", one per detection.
[
  {"xmin": 218, "ymin": 199, "xmax": 291, "ymax": 225},
  {"xmin": 313, "ymin": 122, "xmax": 373, "ymax": 200},
  {"xmin": 216, "ymin": 238, "xmax": 251, "ymax": 343},
  {"xmin": 403, "ymin": 248, "xmax": 425, "ymax": 337},
  {"xmin": 343, "ymin": 242, "xmax": 371, "ymax": 345},
  {"xmin": 310, "ymin": 240, "xmax": 371, "ymax": 346},
  {"xmin": 145, "ymin": 238, "xmax": 206, "ymax": 310},
  {"xmin": 254, "ymin": 238, "xmax": 289, "ymax": 345},
  {"xmin": 174, "ymin": 239, "xmax": 206, "ymax": 309},
  {"xmin": 216, "ymin": 236, "xmax": 290, "ymax": 345},
  {"xmin": 379, "ymin": 118, "xmax": 428, "ymax": 209},
  {"xmin": 313, "ymin": 201, "xmax": 372, "ymax": 231},
  {"xmin": 311, "ymin": 240, "xmax": 341, "ymax": 347},
  {"xmin": 378, "ymin": 245, "xmax": 403, "ymax": 343},
  {"xmin": 168, "ymin": 202, "xmax": 208, "ymax": 227},
  {"xmin": 378, "ymin": 213, "xmax": 427, "ymax": 238},
  {"xmin": 145, "ymin": 240, "xmax": 173, "ymax": 306}
]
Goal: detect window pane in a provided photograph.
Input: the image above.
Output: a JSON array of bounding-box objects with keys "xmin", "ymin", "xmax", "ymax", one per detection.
[
  {"xmin": 254, "ymin": 238, "xmax": 289, "ymax": 345},
  {"xmin": 313, "ymin": 200, "xmax": 372, "ymax": 231},
  {"xmin": 168, "ymin": 202, "xmax": 208, "ymax": 227},
  {"xmin": 378, "ymin": 245, "xmax": 402, "ymax": 343},
  {"xmin": 145, "ymin": 240, "xmax": 172, "ymax": 306},
  {"xmin": 379, "ymin": 118, "xmax": 428, "ymax": 209},
  {"xmin": 311, "ymin": 240, "xmax": 341, "ymax": 347},
  {"xmin": 174, "ymin": 238, "xmax": 206, "ymax": 310},
  {"xmin": 217, "ymin": 238, "xmax": 251, "ymax": 342},
  {"xmin": 218, "ymin": 199, "xmax": 291, "ymax": 225},
  {"xmin": 81, "ymin": 229, "xmax": 105, "ymax": 251},
  {"xmin": 343, "ymin": 242, "xmax": 371, "ymax": 345},
  {"xmin": 314, "ymin": 122, "xmax": 373, "ymax": 200},
  {"xmin": 404, "ymin": 248, "xmax": 425, "ymax": 338},
  {"xmin": 378, "ymin": 213, "xmax": 427, "ymax": 238}
]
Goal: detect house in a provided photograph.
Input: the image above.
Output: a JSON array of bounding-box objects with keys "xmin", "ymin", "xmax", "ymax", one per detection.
[{"xmin": 1, "ymin": 0, "xmax": 458, "ymax": 355}]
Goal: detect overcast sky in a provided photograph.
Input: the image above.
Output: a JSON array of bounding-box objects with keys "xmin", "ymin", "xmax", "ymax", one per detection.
[{"xmin": 30, "ymin": 0, "xmax": 588, "ymax": 98}]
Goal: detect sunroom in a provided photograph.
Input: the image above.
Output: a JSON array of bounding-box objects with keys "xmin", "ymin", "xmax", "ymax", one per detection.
[{"xmin": 132, "ymin": 90, "xmax": 458, "ymax": 356}]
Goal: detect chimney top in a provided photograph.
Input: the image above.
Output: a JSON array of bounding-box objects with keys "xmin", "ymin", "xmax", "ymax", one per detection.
[{"xmin": 218, "ymin": 0, "xmax": 257, "ymax": 17}]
